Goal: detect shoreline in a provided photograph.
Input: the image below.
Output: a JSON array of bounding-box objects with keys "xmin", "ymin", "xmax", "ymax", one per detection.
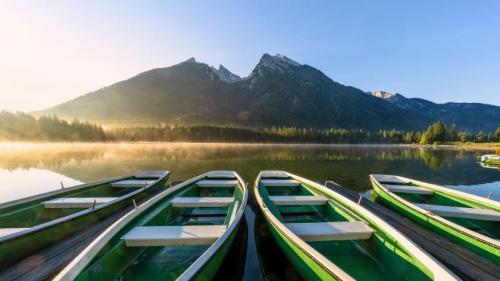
[{"xmin": 0, "ymin": 141, "xmax": 497, "ymax": 151}]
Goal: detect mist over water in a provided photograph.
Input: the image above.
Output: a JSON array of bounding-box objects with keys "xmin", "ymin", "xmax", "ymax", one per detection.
[{"xmin": 0, "ymin": 142, "xmax": 498, "ymax": 280}]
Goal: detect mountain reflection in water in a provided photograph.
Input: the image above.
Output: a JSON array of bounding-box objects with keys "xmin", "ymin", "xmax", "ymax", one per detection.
[{"xmin": 0, "ymin": 142, "xmax": 498, "ymax": 281}]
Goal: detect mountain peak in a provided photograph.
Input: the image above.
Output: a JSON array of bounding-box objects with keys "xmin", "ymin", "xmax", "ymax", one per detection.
[
  {"xmin": 258, "ymin": 53, "xmax": 301, "ymax": 68},
  {"xmin": 211, "ymin": 64, "xmax": 241, "ymax": 83},
  {"xmin": 183, "ymin": 57, "xmax": 197, "ymax": 64},
  {"xmin": 247, "ymin": 53, "xmax": 302, "ymax": 86}
]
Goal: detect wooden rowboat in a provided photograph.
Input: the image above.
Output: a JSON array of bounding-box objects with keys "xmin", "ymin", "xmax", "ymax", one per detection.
[
  {"xmin": 255, "ymin": 171, "xmax": 458, "ymax": 281},
  {"xmin": 370, "ymin": 174, "xmax": 500, "ymax": 264},
  {"xmin": 0, "ymin": 170, "xmax": 170, "ymax": 268},
  {"xmin": 54, "ymin": 170, "xmax": 247, "ymax": 281}
]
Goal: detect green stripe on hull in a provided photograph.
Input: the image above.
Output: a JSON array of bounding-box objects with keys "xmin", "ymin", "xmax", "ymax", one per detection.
[
  {"xmin": 192, "ymin": 223, "xmax": 240, "ymax": 281},
  {"xmin": 264, "ymin": 215, "xmax": 337, "ymax": 281}
]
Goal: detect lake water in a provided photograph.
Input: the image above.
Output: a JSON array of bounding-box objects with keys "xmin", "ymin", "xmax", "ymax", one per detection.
[{"xmin": 0, "ymin": 142, "xmax": 498, "ymax": 280}]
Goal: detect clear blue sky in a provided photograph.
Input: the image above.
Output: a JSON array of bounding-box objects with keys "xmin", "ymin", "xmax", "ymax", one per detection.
[{"xmin": 1, "ymin": 0, "xmax": 500, "ymax": 111}]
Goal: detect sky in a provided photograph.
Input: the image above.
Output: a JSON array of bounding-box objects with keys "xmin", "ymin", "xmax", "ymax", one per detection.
[{"xmin": 1, "ymin": 0, "xmax": 500, "ymax": 112}]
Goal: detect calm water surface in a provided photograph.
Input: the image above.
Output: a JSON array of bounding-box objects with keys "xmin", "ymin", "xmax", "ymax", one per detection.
[{"xmin": 0, "ymin": 142, "xmax": 498, "ymax": 280}]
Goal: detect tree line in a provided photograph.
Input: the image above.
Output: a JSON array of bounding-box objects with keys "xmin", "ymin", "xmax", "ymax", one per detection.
[
  {"xmin": 0, "ymin": 111, "xmax": 105, "ymax": 141},
  {"xmin": 0, "ymin": 111, "xmax": 498, "ymax": 143},
  {"xmin": 108, "ymin": 122, "xmax": 500, "ymax": 144}
]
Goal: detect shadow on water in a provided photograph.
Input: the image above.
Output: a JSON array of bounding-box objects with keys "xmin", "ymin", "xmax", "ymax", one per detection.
[{"xmin": 0, "ymin": 143, "xmax": 499, "ymax": 280}]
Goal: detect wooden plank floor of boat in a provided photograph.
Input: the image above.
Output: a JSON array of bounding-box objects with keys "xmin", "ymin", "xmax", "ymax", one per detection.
[
  {"xmin": 324, "ymin": 181, "xmax": 500, "ymax": 281},
  {"xmin": 0, "ymin": 181, "xmax": 180, "ymax": 281}
]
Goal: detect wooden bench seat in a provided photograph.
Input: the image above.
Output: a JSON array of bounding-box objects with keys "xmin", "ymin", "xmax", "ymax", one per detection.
[
  {"xmin": 43, "ymin": 197, "xmax": 117, "ymax": 208},
  {"xmin": 0, "ymin": 228, "xmax": 28, "ymax": 238},
  {"xmin": 374, "ymin": 175, "xmax": 410, "ymax": 184},
  {"xmin": 196, "ymin": 180, "xmax": 238, "ymax": 188},
  {"xmin": 111, "ymin": 180, "xmax": 154, "ymax": 188},
  {"xmin": 122, "ymin": 225, "xmax": 226, "ymax": 246},
  {"xmin": 261, "ymin": 179, "xmax": 300, "ymax": 187},
  {"xmin": 261, "ymin": 171, "xmax": 290, "ymax": 179},
  {"xmin": 285, "ymin": 221, "xmax": 375, "ymax": 241},
  {"xmin": 385, "ymin": 184, "xmax": 433, "ymax": 195},
  {"xmin": 206, "ymin": 171, "xmax": 237, "ymax": 179},
  {"xmin": 416, "ymin": 204, "xmax": 500, "ymax": 221},
  {"xmin": 270, "ymin": 195, "xmax": 328, "ymax": 206},
  {"xmin": 171, "ymin": 197, "xmax": 234, "ymax": 208}
]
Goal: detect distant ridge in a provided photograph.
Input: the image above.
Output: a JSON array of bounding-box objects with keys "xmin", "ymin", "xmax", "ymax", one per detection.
[
  {"xmin": 36, "ymin": 54, "xmax": 500, "ymax": 132},
  {"xmin": 371, "ymin": 91, "xmax": 500, "ymax": 132}
]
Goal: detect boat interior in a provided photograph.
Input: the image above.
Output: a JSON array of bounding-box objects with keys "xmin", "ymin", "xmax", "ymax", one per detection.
[
  {"xmin": 258, "ymin": 172, "xmax": 433, "ymax": 281},
  {"xmin": 376, "ymin": 176, "xmax": 500, "ymax": 239},
  {"xmin": 0, "ymin": 172, "xmax": 165, "ymax": 238},
  {"xmin": 75, "ymin": 172, "xmax": 244, "ymax": 281}
]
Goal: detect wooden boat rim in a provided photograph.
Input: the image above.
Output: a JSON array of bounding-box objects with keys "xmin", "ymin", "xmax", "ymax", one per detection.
[
  {"xmin": 255, "ymin": 171, "xmax": 458, "ymax": 280},
  {"xmin": 53, "ymin": 171, "xmax": 248, "ymax": 281},
  {"xmin": 0, "ymin": 171, "xmax": 170, "ymax": 243},
  {"xmin": 370, "ymin": 174, "xmax": 500, "ymax": 248}
]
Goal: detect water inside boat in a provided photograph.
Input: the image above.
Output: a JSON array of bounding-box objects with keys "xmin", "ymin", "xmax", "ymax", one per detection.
[
  {"xmin": 259, "ymin": 177, "xmax": 432, "ymax": 281},
  {"xmin": 74, "ymin": 177, "xmax": 243, "ymax": 281},
  {"xmin": 382, "ymin": 182, "xmax": 500, "ymax": 239}
]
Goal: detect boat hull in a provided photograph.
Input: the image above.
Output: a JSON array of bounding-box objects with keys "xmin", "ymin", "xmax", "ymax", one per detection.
[
  {"xmin": 370, "ymin": 178, "xmax": 500, "ymax": 264},
  {"xmin": 191, "ymin": 222, "xmax": 241, "ymax": 281},
  {"xmin": 262, "ymin": 212, "xmax": 337, "ymax": 281},
  {"xmin": 0, "ymin": 173, "xmax": 168, "ymax": 268},
  {"xmin": 54, "ymin": 171, "xmax": 248, "ymax": 281},
  {"xmin": 255, "ymin": 171, "xmax": 458, "ymax": 281}
]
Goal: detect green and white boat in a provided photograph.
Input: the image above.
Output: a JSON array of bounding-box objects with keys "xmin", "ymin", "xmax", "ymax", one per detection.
[
  {"xmin": 0, "ymin": 170, "xmax": 170, "ymax": 268},
  {"xmin": 54, "ymin": 171, "xmax": 247, "ymax": 281},
  {"xmin": 255, "ymin": 171, "xmax": 458, "ymax": 281},
  {"xmin": 370, "ymin": 174, "xmax": 500, "ymax": 264},
  {"xmin": 481, "ymin": 154, "xmax": 500, "ymax": 166}
]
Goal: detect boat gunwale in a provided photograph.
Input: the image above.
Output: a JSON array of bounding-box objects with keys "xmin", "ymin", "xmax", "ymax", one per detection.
[
  {"xmin": 0, "ymin": 170, "xmax": 170, "ymax": 243},
  {"xmin": 177, "ymin": 172, "xmax": 248, "ymax": 281},
  {"xmin": 53, "ymin": 171, "xmax": 247, "ymax": 281},
  {"xmin": 369, "ymin": 174, "xmax": 500, "ymax": 249},
  {"xmin": 256, "ymin": 171, "xmax": 459, "ymax": 281}
]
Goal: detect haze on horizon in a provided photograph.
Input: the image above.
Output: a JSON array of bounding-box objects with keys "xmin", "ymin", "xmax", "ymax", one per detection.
[{"xmin": 1, "ymin": 0, "xmax": 500, "ymax": 112}]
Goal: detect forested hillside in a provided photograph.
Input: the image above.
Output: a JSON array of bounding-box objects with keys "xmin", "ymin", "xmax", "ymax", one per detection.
[{"xmin": 38, "ymin": 54, "xmax": 500, "ymax": 132}]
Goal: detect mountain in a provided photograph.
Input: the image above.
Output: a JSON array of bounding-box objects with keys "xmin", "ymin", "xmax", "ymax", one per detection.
[
  {"xmin": 211, "ymin": 65, "xmax": 241, "ymax": 83},
  {"xmin": 37, "ymin": 54, "xmax": 498, "ymax": 132},
  {"xmin": 371, "ymin": 91, "xmax": 500, "ymax": 132}
]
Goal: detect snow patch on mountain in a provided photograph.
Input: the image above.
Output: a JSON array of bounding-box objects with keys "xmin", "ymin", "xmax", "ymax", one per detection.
[{"xmin": 372, "ymin": 90, "xmax": 395, "ymax": 99}]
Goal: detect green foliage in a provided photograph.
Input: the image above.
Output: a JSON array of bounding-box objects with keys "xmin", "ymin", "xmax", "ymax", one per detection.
[
  {"xmin": 420, "ymin": 121, "xmax": 447, "ymax": 144},
  {"xmin": 0, "ymin": 112, "xmax": 496, "ymax": 144},
  {"xmin": 0, "ymin": 111, "xmax": 105, "ymax": 142}
]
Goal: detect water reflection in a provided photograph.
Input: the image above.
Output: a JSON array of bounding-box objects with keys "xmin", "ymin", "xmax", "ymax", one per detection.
[
  {"xmin": 0, "ymin": 143, "xmax": 496, "ymax": 189},
  {"xmin": 0, "ymin": 143, "xmax": 498, "ymax": 281},
  {"xmin": 0, "ymin": 168, "xmax": 82, "ymax": 203}
]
